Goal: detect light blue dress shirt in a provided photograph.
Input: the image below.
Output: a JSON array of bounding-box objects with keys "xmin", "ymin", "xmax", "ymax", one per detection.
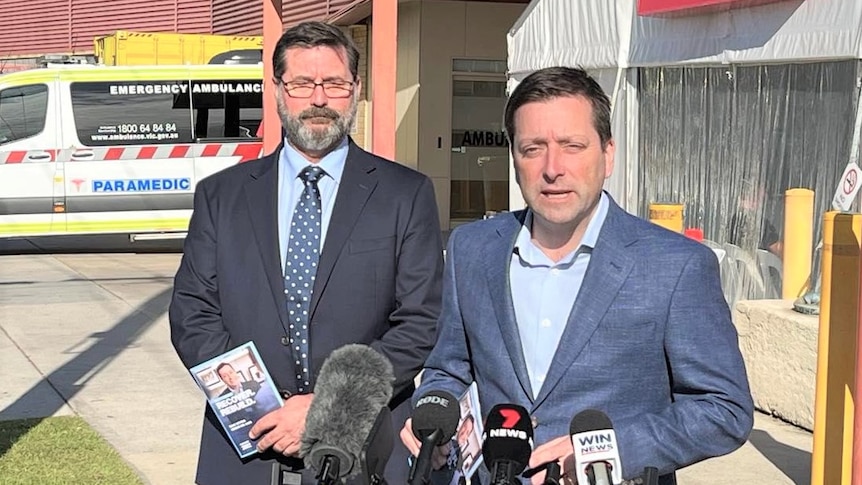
[
  {"xmin": 510, "ymin": 192, "xmax": 610, "ymax": 398},
  {"xmin": 278, "ymin": 137, "xmax": 348, "ymax": 274}
]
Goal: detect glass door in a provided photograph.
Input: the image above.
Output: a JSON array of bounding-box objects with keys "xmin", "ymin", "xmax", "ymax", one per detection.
[{"xmin": 450, "ymin": 76, "xmax": 509, "ymax": 229}]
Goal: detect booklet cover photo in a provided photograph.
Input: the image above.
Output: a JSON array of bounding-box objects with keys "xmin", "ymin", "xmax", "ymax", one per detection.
[{"xmin": 189, "ymin": 341, "xmax": 284, "ymax": 458}]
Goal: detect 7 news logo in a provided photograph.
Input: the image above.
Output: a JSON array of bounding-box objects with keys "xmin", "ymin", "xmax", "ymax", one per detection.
[{"xmin": 488, "ymin": 408, "xmax": 529, "ymax": 440}]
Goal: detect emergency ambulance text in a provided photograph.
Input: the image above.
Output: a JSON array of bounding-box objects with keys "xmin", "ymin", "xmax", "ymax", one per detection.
[{"xmin": 110, "ymin": 84, "xmax": 188, "ymax": 95}]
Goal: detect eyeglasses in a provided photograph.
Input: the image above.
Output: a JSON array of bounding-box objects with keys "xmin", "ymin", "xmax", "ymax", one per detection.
[{"xmin": 279, "ymin": 79, "xmax": 355, "ymax": 99}]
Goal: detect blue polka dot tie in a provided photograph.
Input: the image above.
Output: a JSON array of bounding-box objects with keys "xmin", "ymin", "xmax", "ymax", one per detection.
[{"xmin": 284, "ymin": 165, "xmax": 325, "ymax": 394}]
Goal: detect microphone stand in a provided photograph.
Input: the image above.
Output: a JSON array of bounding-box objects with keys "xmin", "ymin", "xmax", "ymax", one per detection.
[
  {"xmin": 586, "ymin": 462, "xmax": 612, "ymax": 485},
  {"xmin": 521, "ymin": 461, "xmax": 561, "ymax": 485},
  {"xmin": 490, "ymin": 460, "xmax": 521, "ymax": 485},
  {"xmin": 315, "ymin": 455, "xmax": 341, "ymax": 485},
  {"xmin": 360, "ymin": 407, "xmax": 393, "ymax": 485},
  {"xmin": 543, "ymin": 462, "xmax": 561, "ymax": 485},
  {"xmin": 642, "ymin": 467, "xmax": 659, "ymax": 485},
  {"xmin": 408, "ymin": 429, "xmax": 442, "ymax": 485}
]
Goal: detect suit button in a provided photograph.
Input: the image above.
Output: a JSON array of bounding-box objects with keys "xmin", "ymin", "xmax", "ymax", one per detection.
[
  {"xmin": 281, "ymin": 336, "xmax": 290, "ymax": 346},
  {"xmin": 531, "ymin": 416, "xmax": 539, "ymax": 428}
]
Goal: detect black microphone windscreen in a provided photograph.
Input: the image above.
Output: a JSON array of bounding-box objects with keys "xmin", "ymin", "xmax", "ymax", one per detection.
[
  {"xmin": 300, "ymin": 344, "xmax": 395, "ymax": 479},
  {"xmin": 569, "ymin": 409, "xmax": 613, "ymax": 435},
  {"xmin": 411, "ymin": 390, "xmax": 460, "ymax": 445},
  {"xmin": 481, "ymin": 404, "xmax": 533, "ymax": 473}
]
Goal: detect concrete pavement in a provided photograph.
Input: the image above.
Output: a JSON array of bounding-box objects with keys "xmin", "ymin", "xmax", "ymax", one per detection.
[
  {"xmin": 0, "ymin": 251, "xmax": 200, "ymax": 484},
  {"xmin": 0, "ymin": 250, "xmax": 814, "ymax": 484}
]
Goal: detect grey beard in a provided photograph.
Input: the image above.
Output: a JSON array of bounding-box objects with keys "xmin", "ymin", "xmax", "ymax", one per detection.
[{"xmin": 281, "ymin": 100, "xmax": 357, "ymax": 155}]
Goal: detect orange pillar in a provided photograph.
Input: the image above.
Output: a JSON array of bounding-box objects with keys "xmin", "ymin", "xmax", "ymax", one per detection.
[
  {"xmin": 262, "ymin": 0, "xmax": 283, "ymax": 155},
  {"xmin": 371, "ymin": 0, "xmax": 397, "ymax": 160},
  {"xmin": 811, "ymin": 212, "xmax": 860, "ymax": 485}
]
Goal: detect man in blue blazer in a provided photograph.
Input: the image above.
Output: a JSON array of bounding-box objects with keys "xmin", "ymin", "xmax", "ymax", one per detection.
[
  {"xmin": 401, "ymin": 67, "xmax": 753, "ymax": 484},
  {"xmin": 171, "ymin": 22, "xmax": 443, "ymax": 484}
]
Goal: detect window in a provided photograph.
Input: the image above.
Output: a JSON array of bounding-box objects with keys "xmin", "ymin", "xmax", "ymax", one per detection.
[
  {"xmin": 452, "ymin": 80, "xmax": 506, "ymax": 98},
  {"xmin": 70, "ymin": 81, "xmax": 193, "ymax": 146},
  {"xmin": 452, "ymin": 59, "xmax": 507, "ymax": 74},
  {"xmin": 450, "ymin": 78, "xmax": 509, "ymax": 225},
  {"xmin": 0, "ymin": 84, "xmax": 48, "ymax": 145},
  {"xmin": 190, "ymin": 80, "xmax": 262, "ymax": 140}
]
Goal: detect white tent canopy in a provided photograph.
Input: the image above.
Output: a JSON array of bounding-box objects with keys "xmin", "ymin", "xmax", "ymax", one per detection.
[
  {"xmin": 506, "ymin": 0, "xmax": 862, "ymax": 212},
  {"xmin": 508, "ymin": 0, "xmax": 862, "ymax": 76}
]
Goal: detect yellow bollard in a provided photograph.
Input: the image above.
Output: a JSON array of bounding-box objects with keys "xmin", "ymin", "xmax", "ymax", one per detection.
[
  {"xmin": 811, "ymin": 212, "xmax": 860, "ymax": 485},
  {"xmin": 783, "ymin": 188, "xmax": 815, "ymax": 299},
  {"xmin": 648, "ymin": 203, "xmax": 684, "ymax": 233}
]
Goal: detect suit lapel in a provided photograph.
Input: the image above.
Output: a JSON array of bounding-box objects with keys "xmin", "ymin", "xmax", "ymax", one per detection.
[
  {"xmin": 244, "ymin": 147, "xmax": 288, "ymax": 328},
  {"xmin": 534, "ymin": 201, "xmax": 637, "ymax": 407},
  {"xmin": 309, "ymin": 142, "xmax": 378, "ymax": 318},
  {"xmin": 486, "ymin": 212, "xmax": 535, "ymax": 402}
]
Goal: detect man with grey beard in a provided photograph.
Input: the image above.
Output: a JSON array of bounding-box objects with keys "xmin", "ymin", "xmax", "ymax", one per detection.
[{"xmin": 170, "ymin": 21, "xmax": 444, "ymax": 485}]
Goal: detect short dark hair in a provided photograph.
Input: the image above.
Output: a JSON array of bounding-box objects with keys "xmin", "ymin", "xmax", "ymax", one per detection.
[
  {"xmin": 504, "ymin": 66, "xmax": 612, "ymax": 150},
  {"xmin": 273, "ymin": 21, "xmax": 360, "ymax": 81},
  {"xmin": 215, "ymin": 362, "xmax": 234, "ymax": 379}
]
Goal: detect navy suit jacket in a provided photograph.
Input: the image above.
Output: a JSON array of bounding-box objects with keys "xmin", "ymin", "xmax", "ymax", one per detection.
[
  {"xmin": 417, "ymin": 197, "xmax": 753, "ymax": 484},
  {"xmin": 170, "ymin": 139, "xmax": 444, "ymax": 484}
]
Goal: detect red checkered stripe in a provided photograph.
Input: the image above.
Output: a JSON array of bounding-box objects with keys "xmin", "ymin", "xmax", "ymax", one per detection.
[
  {"xmin": 68, "ymin": 143, "xmax": 264, "ymax": 162},
  {"xmin": 0, "ymin": 143, "xmax": 263, "ymax": 164},
  {"xmin": 0, "ymin": 149, "xmax": 58, "ymax": 164}
]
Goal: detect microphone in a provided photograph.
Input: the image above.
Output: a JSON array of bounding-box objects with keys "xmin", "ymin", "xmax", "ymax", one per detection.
[
  {"xmin": 544, "ymin": 462, "xmax": 562, "ymax": 485},
  {"xmin": 300, "ymin": 344, "xmax": 395, "ymax": 485},
  {"xmin": 359, "ymin": 406, "xmax": 394, "ymax": 485},
  {"xmin": 407, "ymin": 390, "xmax": 460, "ymax": 485},
  {"xmin": 570, "ymin": 410, "xmax": 623, "ymax": 485},
  {"xmin": 482, "ymin": 404, "xmax": 533, "ymax": 485},
  {"xmin": 642, "ymin": 466, "xmax": 659, "ymax": 485},
  {"xmin": 522, "ymin": 461, "xmax": 561, "ymax": 485}
]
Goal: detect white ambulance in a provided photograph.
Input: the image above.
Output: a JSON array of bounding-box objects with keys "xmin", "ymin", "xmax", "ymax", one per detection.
[{"xmin": 0, "ymin": 64, "xmax": 264, "ymax": 239}]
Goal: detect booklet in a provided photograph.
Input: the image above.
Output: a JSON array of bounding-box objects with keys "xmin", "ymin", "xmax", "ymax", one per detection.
[
  {"xmin": 189, "ymin": 341, "xmax": 284, "ymax": 458},
  {"xmin": 449, "ymin": 382, "xmax": 484, "ymax": 484}
]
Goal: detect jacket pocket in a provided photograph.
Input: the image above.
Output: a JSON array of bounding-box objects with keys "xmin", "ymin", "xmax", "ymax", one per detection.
[{"xmin": 348, "ymin": 235, "xmax": 395, "ymax": 254}]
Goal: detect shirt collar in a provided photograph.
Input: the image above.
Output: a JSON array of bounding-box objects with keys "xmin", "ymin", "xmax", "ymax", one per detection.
[
  {"xmin": 514, "ymin": 191, "xmax": 610, "ymax": 266},
  {"xmin": 280, "ymin": 136, "xmax": 349, "ymax": 182},
  {"xmin": 580, "ymin": 190, "xmax": 609, "ymax": 249}
]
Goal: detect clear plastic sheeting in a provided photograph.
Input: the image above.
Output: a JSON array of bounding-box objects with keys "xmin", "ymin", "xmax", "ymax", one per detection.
[{"xmin": 637, "ymin": 60, "xmax": 859, "ymax": 306}]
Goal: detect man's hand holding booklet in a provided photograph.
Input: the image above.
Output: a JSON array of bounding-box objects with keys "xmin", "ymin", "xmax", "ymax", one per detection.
[{"xmin": 189, "ymin": 341, "xmax": 284, "ymax": 458}]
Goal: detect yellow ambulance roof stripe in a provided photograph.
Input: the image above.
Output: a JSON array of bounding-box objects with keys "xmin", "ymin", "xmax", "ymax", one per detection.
[
  {"xmin": 0, "ymin": 218, "xmax": 190, "ymax": 236},
  {"xmin": 0, "ymin": 65, "xmax": 263, "ymax": 85},
  {"xmin": 0, "ymin": 70, "xmax": 58, "ymax": 84}
]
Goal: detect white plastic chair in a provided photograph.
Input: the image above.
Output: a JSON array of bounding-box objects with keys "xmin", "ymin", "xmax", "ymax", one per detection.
[
  {"xmin": 756, "ymin": 249, "xmax": 783, "ymax": 299},
  {"xmin": 702, "ymin": 239, "xmax": 735, "ymax": 305},
  {"xmin": 702, "ymin": 239, "xmax": 723, "ymax": 250},
  {"xmin": 723, "ymin": 243, "xmax": 766, "ymax": 301}
]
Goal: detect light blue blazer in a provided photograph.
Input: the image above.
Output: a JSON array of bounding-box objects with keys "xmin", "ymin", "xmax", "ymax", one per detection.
[{"xmin": 417, "ymin": 196, "xmax": 753, "ymax": 484}]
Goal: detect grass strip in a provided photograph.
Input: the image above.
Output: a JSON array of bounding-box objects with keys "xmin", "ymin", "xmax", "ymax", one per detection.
[{"xmin": 0, "ymin": 416, "xmax": 144, "ymax": 484}]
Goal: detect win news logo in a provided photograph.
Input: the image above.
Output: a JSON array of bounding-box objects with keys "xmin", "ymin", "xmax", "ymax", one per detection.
[{"xmin": 576, "ymin": 431, "xmax": 616, "ymax": 455}]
